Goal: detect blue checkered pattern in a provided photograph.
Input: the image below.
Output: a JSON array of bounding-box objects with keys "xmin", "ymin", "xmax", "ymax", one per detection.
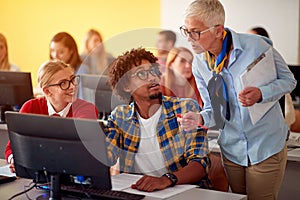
[{"xmin": 105, "ymin": 96, "xmax": 213, "ymax": 188}]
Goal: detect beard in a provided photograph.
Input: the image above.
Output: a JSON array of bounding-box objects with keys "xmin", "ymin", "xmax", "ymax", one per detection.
[{"xmin": 149, "ymin": 91, "xmax": 162, "ymax": 100}]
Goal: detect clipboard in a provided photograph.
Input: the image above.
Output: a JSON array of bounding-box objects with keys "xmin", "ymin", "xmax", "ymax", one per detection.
[{"xmin": 240, "ymin": 47, "xmax": 276, "ymax": 125}]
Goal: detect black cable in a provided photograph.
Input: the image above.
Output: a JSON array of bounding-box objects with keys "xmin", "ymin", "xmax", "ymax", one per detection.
[
  {"xmin": 288, "ymin": 146, "xmax": 300, "ymax": 150},
  {"xmin": 8, "ymin": 182, "xmax": 37, "ymax": 200},
  {"xmin": 25, "ymin": 181, "xmax": 36, "ymax": 200}
]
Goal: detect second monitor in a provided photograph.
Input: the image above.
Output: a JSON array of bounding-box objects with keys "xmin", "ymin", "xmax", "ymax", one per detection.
[
  {"xmin": 0, "ymin": 71, "xmax": 33, "ymax": 123},
  {"xmin": 80, "ymin": 74, "xmax": 127, "ymax": 119}
]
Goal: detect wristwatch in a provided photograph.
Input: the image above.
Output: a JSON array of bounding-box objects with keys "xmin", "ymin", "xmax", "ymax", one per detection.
[{"xmin": 162, "ymin": 173, "xmax": 178, "ymax": 187}]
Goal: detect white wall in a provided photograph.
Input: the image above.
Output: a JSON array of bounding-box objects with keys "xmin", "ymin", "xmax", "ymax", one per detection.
[{"xmin": 161, "ymin": 0, "xmax": 299, "ymax": 64}]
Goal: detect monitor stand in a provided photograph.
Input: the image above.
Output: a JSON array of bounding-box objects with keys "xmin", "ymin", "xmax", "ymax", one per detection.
[
  {"xmin": 36, "ymin": 174, "xmax": 61, "ymax": 200},
  {"xmin": 0, "ymin": 105, "xmax": 13, "ymax": 124}
]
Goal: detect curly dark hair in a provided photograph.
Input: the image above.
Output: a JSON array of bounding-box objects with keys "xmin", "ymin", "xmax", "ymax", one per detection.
[{"xmin": 108, "ymin": 47, "xmax": 158, "ymax": 101}]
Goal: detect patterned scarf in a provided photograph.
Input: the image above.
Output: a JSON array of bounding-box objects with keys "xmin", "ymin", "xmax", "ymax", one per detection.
[
  {"xmin": 205, "ymin": 30, "xmax": 232, "ymax": 74},
  {"xmin": 205, "ymin": 30, "xmax": 232, "ymax": 129}
]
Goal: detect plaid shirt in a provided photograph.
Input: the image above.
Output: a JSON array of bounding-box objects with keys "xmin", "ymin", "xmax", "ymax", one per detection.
[{"xmin": 105, "ymin": 96, "xmax": 212, "ymax": 188}]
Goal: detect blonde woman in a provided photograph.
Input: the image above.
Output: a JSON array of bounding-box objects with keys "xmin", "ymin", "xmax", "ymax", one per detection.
[
  {"xmin": 0, "ymin": 33, "xmax": 20, "ymax": 71},
  {"xmin": 161, "ymin": 47, "xmax": 203, "ymax": 107},
  {"xmin": 5, "ymin": 60, "xmax": 98, "ymax": 172},
  {"xmin": 81, "ymin": 29, "xmax": 115, "ymax": 75}
]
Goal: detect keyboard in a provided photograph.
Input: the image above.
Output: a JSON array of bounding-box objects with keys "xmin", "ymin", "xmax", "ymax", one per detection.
[
  {"xmin": 287, "ymin": 131, "xmax": 300, "ymax": 148},
  {"xmin": 61, "ymin": 185, "xmax": 145, "ymax": 200}
]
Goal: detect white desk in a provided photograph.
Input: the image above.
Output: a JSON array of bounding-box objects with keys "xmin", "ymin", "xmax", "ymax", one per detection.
[
  {"xmin": 0, "ymin": 160, "xmax": 246, "ymax": 200},
  {"xmin": 0, "ymin": 181, "xmax": 247, "ymax": 200},
  {"xmin": 208, "ymin": 131, "xmax": 300, "ymax": 161}
]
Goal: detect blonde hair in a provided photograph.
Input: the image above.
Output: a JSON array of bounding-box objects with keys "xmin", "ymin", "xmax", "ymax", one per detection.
[
  {"xmin": 83, "ymin": 29, "xmax": 103, "ymax": 54},
  {"xmin": 38, "ymin": 60, "xmax": 74, "ymax": 89},
  {"xmin": 162, "ymin": 47, "xmax": 203, "ymax": 106},
  {"xmin": 0, "ymin": 33, "xmax": 10, "ymax": 70},
  {"xmin": 164, "ymin": 47, "xmax": 194, "ymax": 96},
  {"xmin": 83, "ymin": 29, "xmax": 108, "ymax": 74},
  {"xmin": 184, "ymin": 0, "xmax": 225, "ymax": 27}
]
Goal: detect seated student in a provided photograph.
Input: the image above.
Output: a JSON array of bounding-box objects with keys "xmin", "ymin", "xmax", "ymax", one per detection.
[
  {"xmin": 5, "ymin": 60, "xmax": 98, "ymax": 172},
  {"xmin": 0, "ymin": 33, "xmax": 20, "ymax": 71},
  {"xmin": 0, "ymin": 33, "xmax": 21, "ymax": 116},
  {"xmin": 81, "ymin": 29, "xmax": 115, "ymax": 75},
  {"xmin": 155, "ymin": 30, "xmax": 176, "ymax": 74},
  {"xmin": 105, "ymin": 47, "xmax": 212, "ymax": 192},
  {"xmin": 36, "ymin": 32, "xmax": 90, "ymax": 99},
  {"xmin": 161, "ymin": 47, "xmax": 203, "ymax": 107}
]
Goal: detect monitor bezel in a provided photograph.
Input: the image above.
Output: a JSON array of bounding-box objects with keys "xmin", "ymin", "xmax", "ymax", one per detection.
[{"xmin": 5, "ymin": 111, "xmax": 112, "ymax": 192}]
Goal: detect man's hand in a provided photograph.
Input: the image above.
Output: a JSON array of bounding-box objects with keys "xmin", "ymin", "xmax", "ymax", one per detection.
[
  {"xmin": 131, "ymin": 175, "xmax": 172, "ymax": 192},
  {"xmin": 238, "ymin": 87, "xmax": 262, "ymax": 107}
]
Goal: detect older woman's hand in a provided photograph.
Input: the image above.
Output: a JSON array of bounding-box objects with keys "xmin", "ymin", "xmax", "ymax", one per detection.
[{"xmin": 177, "ymin": 112, "xmax": 204, "ymax": 131}]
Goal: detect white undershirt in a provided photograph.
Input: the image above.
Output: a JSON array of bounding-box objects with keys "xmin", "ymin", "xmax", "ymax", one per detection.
[
  {"xmin": 134, "ymin": 106, "xmax": 167, "ymax": 177},
  {"xmin": 47, "ymin": 99, "xmax": 72, "ymax": 117}
]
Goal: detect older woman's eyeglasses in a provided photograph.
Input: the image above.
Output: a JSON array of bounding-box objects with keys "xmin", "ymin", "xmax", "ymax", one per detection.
[
  {"xmin": 46, "ymin": 75, "xmax": 80, "ymax": 90},
  {"xmin": 131, "ymin": 64, "xmax": 161, "ymax": 80},
  {"xmin": 180, "ymin": 25, "xmax": 219, "ymax": 40}
]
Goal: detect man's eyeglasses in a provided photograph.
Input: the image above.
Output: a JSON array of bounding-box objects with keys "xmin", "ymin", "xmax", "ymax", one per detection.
[
  {"xmin": 131, "ymin": 64, "xmax": 161, "ymax": 80},
  {"xmin": 46, "ymin": 75, "xmax": 80, "ymax": 90},
  {"xmin": 179, "ymin": 25, "xmax": 219, "ymax": 41}
]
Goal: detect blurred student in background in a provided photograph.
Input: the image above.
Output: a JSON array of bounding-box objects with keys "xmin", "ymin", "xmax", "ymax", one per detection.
[
  {"xmin": 50, "ymin": 32, "xmax": 89, "ymax": 75},
  {"xmin": 248, "ymin": 26, "xmax": 269, "ymax": 38},
  {"xmin": 81, "ymin": 29, "xmax": 115, "ymax": 75},
  {"xmin": 248, "ymin": 26, "xmax": 296, "ymax": 128},
  {"xmin": 161, "ymin": 47, "xmax": 203, "ymax": 107},
  {"xmin": 155, "ymin": 30, "xmax": 176, "ymax": 74},
  {"xmin": 5, "ymin": 60, "xmax": 98, "ymax": 172},
  {"xmin": 0, "ymin": 33, "xmax": 20, "ymax": 71},
  {"xmin": 49, "ymin": 32, "xmax": 89, "ymax": 98}
]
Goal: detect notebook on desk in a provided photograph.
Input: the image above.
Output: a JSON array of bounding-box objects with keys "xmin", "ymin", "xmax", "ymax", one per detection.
[{"xmin": 5, "ymin": 111, "xmax": 144, "ymax": 199}]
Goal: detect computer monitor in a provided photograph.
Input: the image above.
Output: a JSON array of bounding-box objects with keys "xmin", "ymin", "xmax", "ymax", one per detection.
[
  {"xmin": 5, "ymin": 111, "xmax": 112, "ymax": 199},
  {"xmin": 0, "ymin": 71, "xmax": 33, "ymax": 123},
  {"xmin": 80, "ymin": 74, "xmax": 127, "ymax": 119},
  {"xmin": 288, "ymin": 65, "xmax": 300, "ymax": 103}
]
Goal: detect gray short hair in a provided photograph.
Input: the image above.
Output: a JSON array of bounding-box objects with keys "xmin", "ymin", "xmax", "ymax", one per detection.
[{"xmin": 184, "ymin": 0, "xmax": 225, "ymax": 27}]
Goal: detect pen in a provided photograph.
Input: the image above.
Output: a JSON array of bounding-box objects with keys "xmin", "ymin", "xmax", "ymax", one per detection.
[{"xmin": 176, "ymin": 114, "xmax": 209, "ymax": 130}]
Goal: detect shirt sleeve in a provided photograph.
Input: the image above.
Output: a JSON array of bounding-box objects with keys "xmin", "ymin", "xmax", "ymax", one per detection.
[
  {"xmin": 5, "ymin": 141, "xmax": 12, "ymax": 163},
  {"xmin": 105, "ymin": 114, "xmax": 121, "ymax": 167},
  {"xmin": 259, "ymin": 48, "xmax": 297, "ymax": 103},
  {"xmin": 192, "ymin": 56, "xmax": 214, "ymax": 127},
  {"xmin": 182, "ymin": 99, "xmax": 209, "ymax": 169}
]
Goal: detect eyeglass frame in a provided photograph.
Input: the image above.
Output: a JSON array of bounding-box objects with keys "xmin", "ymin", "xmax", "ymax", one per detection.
[
  {"xmin": 179, "ymin": 24, "xmax": 220, "ymax": 41},
  {"xmin": 130, "ymin": 63, "xmax": 161, "ymax": 80},
  {"xmin": 46, "ymin": 75, "xmax": 80, "ymax": 90}
]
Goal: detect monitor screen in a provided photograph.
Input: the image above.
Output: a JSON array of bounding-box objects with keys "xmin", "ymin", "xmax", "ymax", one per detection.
[
  {"xmin": 288, "ymin": 65, "xmax": 300, "ymax": 102},
  {"xmin": 80, "ymin": 74, "xmax": 127, "ymax": 119},
  {"xmin": 5, "ymin": 111, "xmax": 112, "ymax": 198},
  {"xmin": 0, "ymin": 71, "xmax": 33, "ymax": 123}
]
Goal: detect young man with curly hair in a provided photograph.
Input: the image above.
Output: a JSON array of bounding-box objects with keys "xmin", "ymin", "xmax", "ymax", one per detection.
[{"xmin": 105, "ymin": 47, "xmax": 211, "ymax": 192}]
